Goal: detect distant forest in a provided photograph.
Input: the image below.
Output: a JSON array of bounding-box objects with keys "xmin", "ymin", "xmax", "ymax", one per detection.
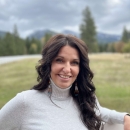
[{"xmin": 0, "ymin": 7, "xmax": 130, "ymax": 56}]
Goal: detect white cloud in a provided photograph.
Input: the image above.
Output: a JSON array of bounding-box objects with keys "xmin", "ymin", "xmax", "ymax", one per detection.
[
  {"xmin": 0, "ymin": 0, "xmax": 130, "ymax": 38},
  {"xmin": 0, "ymin": 0, "xmax": 6, "ymax": 5},
  {"xmin": 63, "ymin": 25, "xmax": 80, "ymax": 33}
]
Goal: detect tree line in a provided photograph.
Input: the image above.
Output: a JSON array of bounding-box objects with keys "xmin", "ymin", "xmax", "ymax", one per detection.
[
  {"xmin": 0, "ymin": 24, "xmax": 55, "ymax": 56},
  {"xmin": 0, "ymin": 25, "xmax": 44, "ymax": 56},
  {"xmin": 80, "ymin": 6, "xmax": 130, "ymax": 53},
  {"xmin": 0, "ymin": 6, "xmax": 130, "ymax": 56}
]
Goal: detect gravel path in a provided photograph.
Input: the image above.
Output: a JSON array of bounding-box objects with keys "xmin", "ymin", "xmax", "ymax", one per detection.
[{"xmin": 0, "ymin": 55, "xmax": 41, "ymax": 65}]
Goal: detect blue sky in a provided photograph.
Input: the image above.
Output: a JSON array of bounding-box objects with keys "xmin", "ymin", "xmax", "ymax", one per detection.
[{"xmin": 0, "ymin": 0, "xmax": 130, "ymax": 38}]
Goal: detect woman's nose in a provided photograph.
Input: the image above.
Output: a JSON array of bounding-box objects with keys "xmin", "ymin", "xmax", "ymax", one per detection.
[{"xmin": 62, "ymin": 63, "xmax": 71, "ymax": 74}]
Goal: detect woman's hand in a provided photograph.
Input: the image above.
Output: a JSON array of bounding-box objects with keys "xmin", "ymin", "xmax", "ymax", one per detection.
[{"xmin": 124, "ymin": 115, "xmax": 130, "ymax": 130}]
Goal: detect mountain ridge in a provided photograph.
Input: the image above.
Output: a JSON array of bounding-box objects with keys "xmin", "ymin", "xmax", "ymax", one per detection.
[
  {"xmin": 0, "ymin": 31, "xmax": 7, "ymax": 38},
  {"xmin": 27, "ymin": 29, "xmax": 121, "ymax": 44},
  {"xmin": 0, "ymin": 29, "xmax": 121, "ymax": 44}
]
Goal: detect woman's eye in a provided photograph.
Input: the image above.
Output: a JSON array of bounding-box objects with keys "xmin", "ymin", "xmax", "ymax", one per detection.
[
  {"xmin": 55, "ymin": 59, "xmax": 63, "ymax": 63},
  {"xmin": 72, "ymin": 61, "xmax": 79, "ymax": 65}
]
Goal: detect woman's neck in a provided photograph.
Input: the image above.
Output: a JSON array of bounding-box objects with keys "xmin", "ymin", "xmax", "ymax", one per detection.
[{"xmin": 49, "ymin": 78, "xmax": 71, "ymax": 100}]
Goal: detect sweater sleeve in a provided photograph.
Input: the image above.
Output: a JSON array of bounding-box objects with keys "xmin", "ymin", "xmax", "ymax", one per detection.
[
  {"xmin": 96, "ymin": 98, "xmax": 127, "ymax": 124},
  {"xmin": 0, "ymin": 93, "xmax": 25, "ymax": 130}
]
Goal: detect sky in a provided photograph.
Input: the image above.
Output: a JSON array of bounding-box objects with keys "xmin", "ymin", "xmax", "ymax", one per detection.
[{"xmin": 0, "ymin": 0, "xmax": 130, "ymax": 38}]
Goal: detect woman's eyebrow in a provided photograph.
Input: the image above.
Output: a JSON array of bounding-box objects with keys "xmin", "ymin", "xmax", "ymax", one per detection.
[
  {"xmin": 73, "ymin": 59, "xmax": 80, "ymax": 61},
  {"xmin": 56, "ymin": 56, "xmax": 80, "ymax": 61},
  {"xmin": 55, "ymin": 56, "xmax": 64, "ymax": 58}
]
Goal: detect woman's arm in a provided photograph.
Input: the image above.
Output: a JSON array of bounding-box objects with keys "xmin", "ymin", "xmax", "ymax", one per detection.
[
  {"xmin": 96, "ymin": 98, "xmax": 130, "ymax": 129},
  {"xmin": 124, "ymin": 114, "xmax": 130, "ymax": 130},
  {"xmin": 95, "ymin": 98, "xmax": 127, "ymax": 124},
  {"xmin": 0, "ymin": 93, "xmax": 24, "ymax": 130}
]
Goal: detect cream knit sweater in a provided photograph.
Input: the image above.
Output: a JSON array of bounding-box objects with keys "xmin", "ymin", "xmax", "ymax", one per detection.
[{"xmin": 0, "ymin": 80, "xmax": 126, "ymax": 130}]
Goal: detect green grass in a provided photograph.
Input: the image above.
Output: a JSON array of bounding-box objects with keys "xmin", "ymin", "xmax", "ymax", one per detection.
[
  {"xmin": 89, "ymin": 53, "xmax": 130, "ymax": 112},
  {"xmin": 0, "ymin": 54, "xmax": 130, "ymax": 113},
  {"xmin": 0, "ymin": 58, "xmax": 38, "ymax": 107}
]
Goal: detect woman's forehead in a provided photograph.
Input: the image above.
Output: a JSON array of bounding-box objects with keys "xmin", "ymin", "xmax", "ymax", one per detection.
[{"xmin": 56, "ymin": 45, "xmax": 80, "ymax": 59}]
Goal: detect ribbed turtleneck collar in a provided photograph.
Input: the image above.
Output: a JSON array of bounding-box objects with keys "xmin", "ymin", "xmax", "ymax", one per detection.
[{"xmin": 49, "ymin": 78, "xmax": 71, "ymax": 100}]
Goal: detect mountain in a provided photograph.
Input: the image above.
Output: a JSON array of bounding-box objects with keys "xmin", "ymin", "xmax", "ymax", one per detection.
[
  {"xmin": 27, "ymin": 29, "xmax": 121, "ymax": 43},
  {"xmin": 27, "ymin": 29, "xmax": 80, "ymax": 40},
  {"xmin": 0, "ymin": 31, "xmax": 6, "ymax": 38},
  {"xmin": 28, "ymin": 29, "xmax": 57, "ymax": 39},
  {"xmin": 61, "ymin": 30, "xmax": 79, "ymax": 37},
  {"xmin": 97, "ymin": 32, "xmax": 121, "ymax": 44}
]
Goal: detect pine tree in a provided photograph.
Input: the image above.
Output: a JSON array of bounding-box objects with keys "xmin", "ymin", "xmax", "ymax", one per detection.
[
  {"xmin": 25, "ymin": 37, "xmax": 31, "ymax": 54},
  {"xmin": 80, "ymin": 6, "xmax": 98, "ymax": 52},
  {"xmin": 44, "ymin": 33, "xmax": 52, "ymax": 44},
  {"xmin": 13, "ymin": 24, "xmax": 25, "ymax": 55},
  {"xmin": 3, "ymin": 32, "xmax": 16, "ymax": 55},
  {"xmin": 121, "ymin": 27, "xmax": 129, "ymax": 43},
  {"xmin": 0, "ymin": 37, "xmax": 4, "ymax": 56}
]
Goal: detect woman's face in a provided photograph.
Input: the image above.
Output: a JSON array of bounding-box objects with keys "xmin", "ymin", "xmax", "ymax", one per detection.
[{"xmin": 51, "ymin": 45, "xmax": 80, "ymax": 89}]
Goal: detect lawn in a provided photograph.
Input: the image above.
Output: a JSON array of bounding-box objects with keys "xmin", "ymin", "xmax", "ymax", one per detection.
[
  {"xmin": 90, "ymin": 53, "xmax": 130, "ymax": 112},
  {"xmin": 0, "ymin": 53, "xmax": 130, "ymax": 113}
]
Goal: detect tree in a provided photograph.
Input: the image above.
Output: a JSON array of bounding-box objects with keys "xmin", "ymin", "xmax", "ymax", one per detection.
[
  {"xmin": 3, "ymin": 32, "xmax": 16, "ymax": 55},
  {"xmin": 29, "ymin": 43, "xmax": 37, "ymax": 54},
  {"xmin": 28, "ymin": 38, "xmax": 42, "ymax": 54},
  {"xmin": 0, "ymin": 25, "xmax": 26, "ymax": 56},
  {"xmin": 107, "ymin": 43, "xmax": 115, "ymax": 52},
  {"xmin": 12, "ymin": 24, "xmax": 25, "ymax": 55},
  {"xmin": 0, "ymin": 37, "xmax": 5, "ymax": 56},
  {"xmin": 98, "ymin": 43, "xmax": 108, "ymax": 52},
  {"xmin": 44, "ymin": 33, "xmax": 52, "ymax": 44},
  {"xmin": 122, "ymin": 42, "xmax": 130, "ymax": 53},
  {"xmin": 25, "ymin": 37, "xmax": 31, "ymax": 54},
  {"xmin": 13, "ymin": 24, "xmax": 19, "ymax": 38},
  {"xmin": 114, "ymin": 41, "xmax": 125, "ymax": 53},
  {"xmin": 121, "ymin": 27, "xmax": 129, "ymax": 43},
  {"xmin": 80, "ymin": 6, "xmax": 98, "ymax": 52}
]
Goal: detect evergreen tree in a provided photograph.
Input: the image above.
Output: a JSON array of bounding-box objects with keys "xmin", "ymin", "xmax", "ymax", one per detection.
[
  {"xmin": 121, "ymin": 27, "xmax": 129, "ymax": 43},
  {"xmin": 25, "ymin": 37, "xmax": 31, "ymax": 54},
  {"xmin": 13, "ymin": 24, "xmax": 25, "ymax": 55},
  {"xmin": 128, "ymin": 31, "xmax": 130, "ymax": 40},
  {"xmin": 107, "ymin": 43, "xmax": 115, "ymax": 52},
  {"xmin": 0, "ymin": 25, "xmax": 26, "ymax": 56},
  {"xmin": 0, "ymin": 37, "xmax": 4, "ymax": 56},
  {"xmin": 28, "ymin": 38, "xmax": 42, "ymax": 54},
  {"xmin": 98, "ymin": 43, "xmax": 108, "ymax": 52},
  {"xmin": 122, "ymin": 42, "xmax": 130, "ymax": 53},
  {"xmin": 13, "ymin": 24, "xmax": 19, "ymax": 54},
  {"xmin": 36, "ymin": 39, "xmax": 42, "ymax": 53},
  {"xmin": 80, "ymin": 6, "xmax": 98, "ymax": 52},
  {"xmin": 3, "ymin": 32, "xmax": 16, "ymax": 55},
  {"xmin": 29, "ymin": 43, "xmax": 37, "ymax": 54},
  {"xmin": 13, "ymin": 24, "xmax": 19, "ymax": 37},
  {"xmin": 44, "ymin": 33, "xmax": 52, "ymax": 44}
]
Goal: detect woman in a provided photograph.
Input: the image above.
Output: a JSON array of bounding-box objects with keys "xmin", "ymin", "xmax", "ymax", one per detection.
[{"xmin": 0, "ymin": 34, "xmax": 130, "ymax": 130}]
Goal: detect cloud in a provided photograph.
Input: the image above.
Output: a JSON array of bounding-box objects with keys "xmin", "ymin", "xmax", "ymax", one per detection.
[
  {"xmin": 0, "ymin": 0, "xmax": 130, "ymax": 38},
  {"xmin": 93, "ymin": 0, "xmax": 130, "ymax": 34}
]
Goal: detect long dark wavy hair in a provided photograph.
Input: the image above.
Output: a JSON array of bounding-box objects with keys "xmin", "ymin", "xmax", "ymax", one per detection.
[{"xmin": 32, "ymin": 34, "xmax": 102, "ymax": 129}]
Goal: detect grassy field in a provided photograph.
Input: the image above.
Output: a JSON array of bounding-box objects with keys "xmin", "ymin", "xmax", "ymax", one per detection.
[{"xmin": 0, "ymin": 53, "xmax": 130, "ymax": 113}]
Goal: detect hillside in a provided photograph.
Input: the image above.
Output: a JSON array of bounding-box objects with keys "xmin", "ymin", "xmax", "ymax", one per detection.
[
  {"xmin": 0, "ymin": 31, "xmax": 6, "ymax": 38},
  {"xmin": 0, "ymin": 29, "xmax": 121, "ymax": 43},
  {"xmin": 27, "ymin": 29, "xmax": 121, "ymax": 43}
]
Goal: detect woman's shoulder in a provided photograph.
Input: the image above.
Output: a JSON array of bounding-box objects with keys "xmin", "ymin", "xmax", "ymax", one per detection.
[
  {"xmin": 18, "ymin": 89, "xmax": 46, "ymax": 99},
  {"xmin": 19, "ymin": 89, "xmax": 40, "ymax": 95},
  {"xmin": 15, "ymin": 89, "xmax": 48, "ymax": 107}
]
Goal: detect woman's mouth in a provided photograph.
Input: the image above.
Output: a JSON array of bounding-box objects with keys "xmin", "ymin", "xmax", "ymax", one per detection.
[{"xmin": 58, "ymin": 74, "xmax": 71, "ymax": 79}]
